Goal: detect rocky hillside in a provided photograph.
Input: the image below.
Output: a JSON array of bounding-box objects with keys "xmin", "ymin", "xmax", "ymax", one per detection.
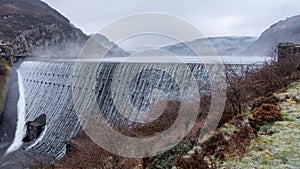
[
  {"xmin": 0, "ymin": 0, "xmax": 89, "ymax": 55},
  {"xmin": 0, "ymin": 0, "xmax": 128, "ymax": 58},
  {"xmin": 161, "ymin": 36, "xmax": 257, "ymax": 56},
  {"xmin": 244, "ymin": 15, "xmax": 300, "ymax": 56}
]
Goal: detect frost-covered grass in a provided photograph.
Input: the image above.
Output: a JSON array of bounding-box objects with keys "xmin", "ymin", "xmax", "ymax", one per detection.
[{"xmin": 221, "ymin": 81, "xmax": 300, "ymax": 169}]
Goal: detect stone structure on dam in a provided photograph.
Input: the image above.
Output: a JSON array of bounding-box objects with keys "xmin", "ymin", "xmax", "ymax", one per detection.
[{"xmin": 10, "ymin": 58, "xmax": 263, "ymax": 162}]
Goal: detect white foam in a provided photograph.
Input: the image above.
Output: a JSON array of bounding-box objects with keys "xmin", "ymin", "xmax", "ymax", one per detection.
[{"xmin": 5, "ymin": 68, "xmax": 26, "ymax": 155}]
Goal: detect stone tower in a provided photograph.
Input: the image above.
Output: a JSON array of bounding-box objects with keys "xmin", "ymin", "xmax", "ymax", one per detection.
[{"xmin": 277, "ymin": 43, "xmax": 300, "ymax": 62}]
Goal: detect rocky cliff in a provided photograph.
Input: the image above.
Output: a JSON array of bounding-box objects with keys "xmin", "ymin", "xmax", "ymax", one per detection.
[
  {"xmin": 0, "ymin": 0, "xmax": 130, "ymax": 58},
  {"xmin": 0, "ymin": 0, "xmax": 89, "ymax": 56}
]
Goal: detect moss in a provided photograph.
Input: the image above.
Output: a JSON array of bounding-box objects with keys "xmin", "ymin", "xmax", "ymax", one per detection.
[
  {"xmin": 258, "ymin": 123, "xmax": 274, "ymax": 132},
  {"xmin": 281, "ymin": 113, "xmax": 295, "ymax": 122},
  {"xmin": 147, "ymin": 140, "xmax": 194, "ymax": 169},
  {"xmin": 220, "ymin": 123, "xmax": 236, "ymax": 135}
]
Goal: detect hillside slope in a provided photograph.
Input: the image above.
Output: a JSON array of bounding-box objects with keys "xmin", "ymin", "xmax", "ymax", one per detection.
[
  {"xmin": 223, "ymin": 81, "xmax": 300, "ymax": 168},
  {"xmin": 0, "ymin": 0, "xmax": 128, "ymax": 58},
  {"xmin": 0, "ymin": 0, "xmax": 89, "ymax": 55},
  {"xmin": 161, "ymin": 36, "xmax": 256, "ymax": 56},
  {"xmin": 244, "ymin": 15, "xmax": 300, "ymax": 56}
]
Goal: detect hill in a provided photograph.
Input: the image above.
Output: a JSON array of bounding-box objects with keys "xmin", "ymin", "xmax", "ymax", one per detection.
[
  {"xmin": 0, "ymin": 0, "xmax": 89, "ymax": 55},
  {"xmin": 161, "ymin": 36, "xmax": 257, "ymax": 56},
  {"xmin": 0, "ymin": 0, "xmax": 128, "ymax": 58},
  {"xmin": 244, "ymin": 15, "xmax": 300, "ymax": 56}
]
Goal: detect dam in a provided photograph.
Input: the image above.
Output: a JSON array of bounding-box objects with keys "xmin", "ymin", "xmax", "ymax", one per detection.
[{"xmin": 1, "ymin": 56, "xmax": 265, "ymax": 164}]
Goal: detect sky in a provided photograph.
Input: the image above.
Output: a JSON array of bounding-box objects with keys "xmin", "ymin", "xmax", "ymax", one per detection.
[
  {"xmin": 42, "ymin": 0, "xmax": 300, "ymax": 37},
  {"xmin": 42, "ymin": 0, "xmax": 300, "ymax": 51}
]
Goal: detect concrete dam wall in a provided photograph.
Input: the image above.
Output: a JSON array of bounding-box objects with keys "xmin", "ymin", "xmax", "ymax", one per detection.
[
  {"xmin": 8, "ymin": 60, "xmax": 259, "ymax": 162},
  {"xmin": 13, "ymin": 61, "xmax": 80, "ymax": 161}
]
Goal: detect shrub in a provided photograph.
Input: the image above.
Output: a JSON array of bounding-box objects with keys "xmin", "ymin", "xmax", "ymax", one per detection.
[
  {"xmin": 219, "ymin": 57, "xmax": 300, "ymax": 126},
  {"xmin": 251, "ymin": 103, "xmax": 282, "ymax": 124},
  {"xmin": 174, "ymin": 151, "xmax": 208, "ymax": 169},
  {"xmin": 251, "ymin": 95, "xmax": 280, "ymax": 110}
]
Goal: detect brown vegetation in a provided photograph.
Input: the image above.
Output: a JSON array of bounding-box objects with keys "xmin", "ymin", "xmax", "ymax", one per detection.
[
  {"xmin": 174, "ymin": 151, "xmax": 209, "ymax": 169},
  {"xmin": 43, "ymin": 130, "xmax": 141, "ymax": 169},
  {"xmin": 220, "ymin": 57, "xmax": 300, "ymax": 126},
  {"xmin": 251, "ymin": 104, "xmax": 282, "ymax": 124},
  {"xmin": 120, "ymin": 99, "xmax": 181, "ymax": 138},
  {"xmin": 174, "ymin": 121, "xmax": 256, "ymax": 169},
  {"xmin": 172, "ymin": 57, "xmax": 300, "ymax": 168},
  {"xmin": 249, "ymin": 103, "xmax": 282, "ymax": 135}
]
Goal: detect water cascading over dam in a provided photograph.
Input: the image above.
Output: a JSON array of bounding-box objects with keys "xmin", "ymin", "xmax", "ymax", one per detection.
[
  {"xmin": 8, "ymin": 58, "xmax": 261, "ymax": 161},
  {"xmin": 9, "ymin": 61, "xmax": 80, "ymax": 161}
]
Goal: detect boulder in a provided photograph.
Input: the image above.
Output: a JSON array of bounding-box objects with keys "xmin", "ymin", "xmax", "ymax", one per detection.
[{"xmin": 22, "ymin": 114, "xmax": 46, "ymax": 142}]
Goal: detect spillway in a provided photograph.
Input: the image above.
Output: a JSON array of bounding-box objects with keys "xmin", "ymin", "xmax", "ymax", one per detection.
[
  {"xmin": 8, "ymin": 58, "xmax": 262, "ymax": 162},
  {"xmin": 14, "ymin": 61, "xmax": 80, "ymax": 161}
]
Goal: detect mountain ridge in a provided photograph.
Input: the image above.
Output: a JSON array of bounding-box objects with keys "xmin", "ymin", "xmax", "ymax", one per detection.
[
  {"xmin": 0, "ymin": 0, "xmax": 128, "ymax": 58},
  {"xmin": 161, "ymin": 36, "xmax": 257, "ymax": 56},
  {"xmin": 0, "ymin": 0, "xmax": 88, "ymax": 55},
  {"xmin": 244, "ymin": 15, "xmax": 300, "ymax": 56}
]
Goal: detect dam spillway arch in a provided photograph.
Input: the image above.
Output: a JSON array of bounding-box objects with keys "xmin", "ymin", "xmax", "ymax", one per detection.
[
  {"xmin": 15, "ymin": 61, "xmax": 80, "ymax": 161},
  {"xmin": 11, "ymin": 58, "xmax": 262, "ymax": 161}
]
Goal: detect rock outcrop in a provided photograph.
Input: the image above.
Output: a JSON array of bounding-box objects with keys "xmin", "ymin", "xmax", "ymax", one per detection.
[
  {"xmin": 0, "ymin": 0, "xmax": 129, "ymax": 58},
  {"xmin": 0, "ymin": 0, "xmax": 87, "ymax": 55},
  {"xmin": 22, "ymin": 114, "xmax": 46, "ymax": 142}
]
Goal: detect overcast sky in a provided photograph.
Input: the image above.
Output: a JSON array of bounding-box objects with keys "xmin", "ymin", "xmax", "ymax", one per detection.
[
  {"xmin": 41, "ymin": 0, "xmax": 300, "ymax": 51},
  {"xmin": 42, "ymin": 0, "xmax": 300, "ymax": 37}
]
